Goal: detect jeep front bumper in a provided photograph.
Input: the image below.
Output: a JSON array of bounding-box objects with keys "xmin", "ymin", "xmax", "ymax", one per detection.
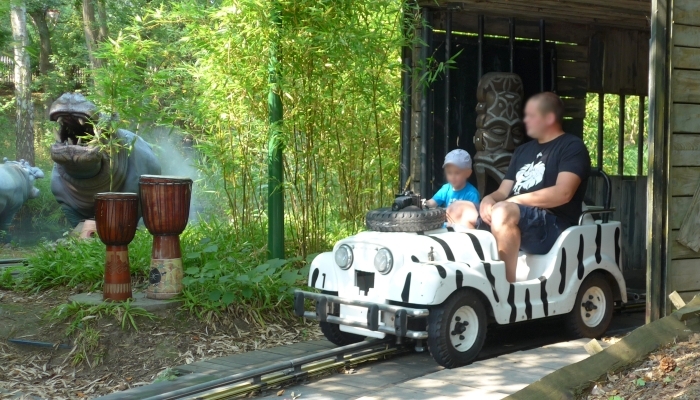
[{"xmin": 293, "ymin": 290, "xmax": 430, "ymax": 339}]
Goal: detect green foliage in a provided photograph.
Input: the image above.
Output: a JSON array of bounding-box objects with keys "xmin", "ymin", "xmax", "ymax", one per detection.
[
  {"xmin": 17, "ymin": 221, "xmax": 313, "ymax": 319},
  {"xmin": 86, "ymin": 0, "xmax": 410, "ymax": 256},
  {"xmin": 583, "ymin": 93, "xmax": 649, "ymax": 176},
  {"xmin": 18, "ymin": 230, "xmax": 152, "ymax": 292},
  {"xmin": 51, "ymin": 300, "xmax": 157, "ymax": 334},
  {"xmin": 50, "ymin": 299, "xmax": 156, "ymax": 366}
]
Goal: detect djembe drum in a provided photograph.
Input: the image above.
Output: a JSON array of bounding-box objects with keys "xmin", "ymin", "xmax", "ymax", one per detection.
[
  {"xmin": 139, "ymin": 175, "xmax": 192, "ymax": 299},
  {"xmin": 94, "ymin": 192, "xmax": 139, "ymax": 301}
]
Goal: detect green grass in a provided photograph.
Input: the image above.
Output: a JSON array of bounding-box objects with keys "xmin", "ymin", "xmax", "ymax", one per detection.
[{"xmin": 15, "ymin": 219, "xmax": 314, "ymax": 322}]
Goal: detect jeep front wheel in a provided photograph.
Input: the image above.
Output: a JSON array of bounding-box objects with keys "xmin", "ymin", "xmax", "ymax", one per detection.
[
  {"xmin": 427, "ymin": 290, "xmax": 487, "ymax": 368},
  {"xmin": 566, "ymin": 272, "xmax": 613, "ymax": 338}
]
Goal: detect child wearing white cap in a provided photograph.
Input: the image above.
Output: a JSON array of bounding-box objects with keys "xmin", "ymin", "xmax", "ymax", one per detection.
[{"xmin": 425, "ymin": 149, "xmax": 480, "ymax": 226}]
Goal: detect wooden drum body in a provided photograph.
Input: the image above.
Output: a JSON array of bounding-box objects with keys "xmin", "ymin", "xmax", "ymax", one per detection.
[
  {"xmin": 139, "ymin": 175, "xmax": 192, "ymax": 300},
  {"xmin": 94, "ymin": 192, "xmax": 139, "ymax": 301}
]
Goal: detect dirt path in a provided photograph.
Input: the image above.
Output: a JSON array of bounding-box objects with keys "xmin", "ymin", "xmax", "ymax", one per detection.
[{"xmin": 0, "ymin": 289, "xmax": 321, "ymax": 399}]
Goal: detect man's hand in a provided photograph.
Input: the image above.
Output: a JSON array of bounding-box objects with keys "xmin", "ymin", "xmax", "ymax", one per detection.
[{"xmin": 479, "ymin": 196, "xmax": 496, "ymax": 225}]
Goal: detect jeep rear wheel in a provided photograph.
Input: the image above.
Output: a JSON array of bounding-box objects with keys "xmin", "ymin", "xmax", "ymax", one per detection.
[
  {"xmin": 566, "ymin": 272, "xmax": 613, "ymax": 338},
  {"xmin": 427, "ymin": 290, "xmax": 487, "ymax": 368}
]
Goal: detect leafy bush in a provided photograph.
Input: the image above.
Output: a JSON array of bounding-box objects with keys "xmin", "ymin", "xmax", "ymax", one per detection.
[{"xmin": 17, "ymin": 220, "xmax": 311, "ymax": 320}]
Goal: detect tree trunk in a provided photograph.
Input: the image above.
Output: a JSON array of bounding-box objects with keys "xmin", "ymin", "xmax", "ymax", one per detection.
[
  {"xmin": 29, "ymin": 8, "xmax": 53, "ymax": 118},
  {"xmin": 96, "ymin": 0, "xmax": 108, "ymax": 43},
  {"xmin": 28, "ymin": 9, "xmax": 53, "ymax": 76},
  {"xmin": 82, "ymin": 0, "xmax": 102, "ymax": 71},
  {"xmin": 10, "ymin": 1, "xmax": 35, "ymax": 165}
]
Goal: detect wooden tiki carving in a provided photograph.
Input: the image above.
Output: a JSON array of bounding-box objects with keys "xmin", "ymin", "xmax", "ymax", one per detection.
[{"xmin": 473, "ymin": 72, "xmax": 525, "ymax": 197}]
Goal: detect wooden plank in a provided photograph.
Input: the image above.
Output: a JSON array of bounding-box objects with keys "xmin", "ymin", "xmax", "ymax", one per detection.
[
  {"xmin": 588, "ymin": 32, "xmax": 605, "ymax": 92},
  {"xmin": 563, "ymin": 118, "xmax": 584, "ymax": 136},
  {"xmin": 671, "ymin": 196, "xmax": 693, "ymax": 230},
  {"xmin": 603, "ymin": 29, "xmax": 641, "ymax": 94},
  {"xmin": 670, "ymin": 167, "xmax": 700, "ymax": 196},
  {"xmin": 669, "ymin": 260, "xmax": 700, "ymax": 293},
  {"xmin": 679, "ymin": 290, "xmax": 700, "ymax": 304},
  {"xmin": 675, "ymin": 0, "xmax": 700, "ymax": 27},
  {"xmin": 677, "ymin": 174, "xmax": 700, "ymax": 251},
  {"xmin": 673, "ymin": 104, "xmax": 700, "ymax": 133},
  {"xmin": 671, "ymin": 134, "xmax": 700, "ymax": 166},
  {"xmin": 558, "ymin": 77, "xmax": 588, "ymax": 93},
  {"xmin": 558, "ymin": 60, "xmax": 589, "ymax": 78},
  {"xmin": 673, "ymin": 46, "xmax": 700, "ymax": 70},
  {"xmin": 562, "ymin": 98, "xmax": 586, "ymax": 119},
  {"xmin": 669, "ymin": 290, "xmax": 688, "ymax": 309},
  {"xmin": 557, "ymin": 44, "xmax": 588, "ymax": 62},
  {"xmin": 672, "ymin": 70, "xmax": 700, "ymax": 104},
  {"xmin": 636, "ymin": 30, "xmax": 650, "ymax": 95},
  {"xmin": 671, "ymin": 230, "xmax": 700, "ymax": 259},
  {"xmin": 675, "ymin": 25, "xmax": 700, "ymax": 48}
]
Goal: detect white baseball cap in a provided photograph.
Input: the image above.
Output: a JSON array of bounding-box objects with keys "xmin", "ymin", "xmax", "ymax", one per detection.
[{"xmin": 443, "ymin": 149, "xmax": 472, "ymax": 170}]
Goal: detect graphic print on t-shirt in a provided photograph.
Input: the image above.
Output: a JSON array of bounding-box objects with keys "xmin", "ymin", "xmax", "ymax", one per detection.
[{"xmin": 513, "ymin": 160, "xmax": 545, "ymax": 194}]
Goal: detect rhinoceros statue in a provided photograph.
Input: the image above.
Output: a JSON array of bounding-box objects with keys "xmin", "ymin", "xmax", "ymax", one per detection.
[
  {"xmin": 49, "ymin": 93, "xmax": 161, "ymax": 226},
  {"xmin": 0, "ymin": 159, "xmax": 44, "ymax": 232}
]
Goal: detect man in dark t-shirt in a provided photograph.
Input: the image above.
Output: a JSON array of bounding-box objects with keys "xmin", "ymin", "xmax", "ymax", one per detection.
[{"xmin": 448, "ymin": 92, "xmax": 590, "ymax": 283}]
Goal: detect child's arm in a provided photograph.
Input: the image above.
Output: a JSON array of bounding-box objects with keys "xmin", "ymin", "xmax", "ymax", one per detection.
[
  {"xmin": 425, "ymin": 198, "xmax": 439, "ymax": 208},
  {"xmin": 428, "ymin": 185, "xmax": 448, "ymax": 208}
]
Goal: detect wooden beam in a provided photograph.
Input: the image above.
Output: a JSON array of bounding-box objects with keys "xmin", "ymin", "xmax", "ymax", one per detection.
[
  {"xmin": 563, "ymin": 98, "xmax": 587, "ymax": 119},
  {"xmin": 443, "ymin": 13, "xmax": 591, "ymax": 44},
  {"xmin": 647, "ymin": 0, "xmax": 671, "ymax": 321},
  {"xmin": 432, "ymin": 1, "xmax": 650, "ymax": 31}
]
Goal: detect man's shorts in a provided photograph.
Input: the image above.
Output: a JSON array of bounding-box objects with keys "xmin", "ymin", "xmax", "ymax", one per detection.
[{"xmin": 476, "ymin": 204, "xmax": 570, "ymax": 254}]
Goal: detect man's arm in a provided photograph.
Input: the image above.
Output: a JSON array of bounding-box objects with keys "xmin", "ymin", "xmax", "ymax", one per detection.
[
  {"xmin": 480, "ymin": 179, "xmax": 514, "ymax": 225},
  {"xmin": 506, "ymin": 172, "xmax": 581, "ymax": 208},
  {"xmin": 484, "ymin": 179, "xmax": 514, "ymax": 203}
]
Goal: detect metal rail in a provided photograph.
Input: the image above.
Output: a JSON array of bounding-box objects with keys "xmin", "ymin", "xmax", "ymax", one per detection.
[
  {"xmin": 142, "ymin": 338, "xmax": 401, "ymax": 400},
  {"xmin": 0, "ymin": 258, "xmax": 27, "ymax": 265}
]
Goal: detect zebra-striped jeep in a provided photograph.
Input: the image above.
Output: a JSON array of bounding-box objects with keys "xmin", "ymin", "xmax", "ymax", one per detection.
[{"xmin": 294, "ymin": 170, "xmax": 627, "ymax": 368}]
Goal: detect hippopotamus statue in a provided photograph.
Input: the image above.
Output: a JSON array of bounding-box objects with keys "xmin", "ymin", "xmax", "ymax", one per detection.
[
  {"xmin": 49, "ymin": 93, "xmax": 161, "ymax": 226},
  {"xmin": 0, "ymin": 159, "xmax": 44, "ymax": 232}
]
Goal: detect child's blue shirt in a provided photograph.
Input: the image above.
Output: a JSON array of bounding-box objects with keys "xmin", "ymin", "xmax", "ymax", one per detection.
[{"xmin": 432, "ymin": 182, "xmax": 480, "ymax": 208}]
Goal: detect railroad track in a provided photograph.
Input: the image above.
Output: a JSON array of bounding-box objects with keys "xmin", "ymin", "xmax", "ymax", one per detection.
[
  {"xmin": 0, "ymin": 258, "xmax": 27, "ymax": 266},
  {"xmin": 142, "ymin": 338, "xmax": 407, "ymax": 400}
]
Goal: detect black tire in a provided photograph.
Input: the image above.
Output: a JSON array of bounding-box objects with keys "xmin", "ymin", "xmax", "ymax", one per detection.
[
  {"xmin": 427, "ymin": 290, "xmax": 487, "ymax": 368},
  {"xmin": 566, "ymin": 272, "xmax": 614, "ymax": 338},
  {"xmin": 318, "ymin": 297, "xmax": 365, "ymax": 346},
  {"xmin": 365, "ymin": 207, "xmax": 446, "ymax": 232}
]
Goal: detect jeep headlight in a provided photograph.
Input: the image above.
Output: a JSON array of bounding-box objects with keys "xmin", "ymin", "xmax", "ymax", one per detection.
[
  {"xmin": 335, "ymin": 244, "xmax": 353, "ymax": 270},
  {"xmin": 374, "ymin": 248, "xmax": 393, "ymax": 274}
]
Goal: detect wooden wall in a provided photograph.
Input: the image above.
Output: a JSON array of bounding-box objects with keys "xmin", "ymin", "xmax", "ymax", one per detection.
[
  {"xmin": 432, "ymin": 14, "xmax": 591, "ymax": 135},
  {"xmin": 668, "ymin": 0, "xmax": 700, "ymax": 304}
]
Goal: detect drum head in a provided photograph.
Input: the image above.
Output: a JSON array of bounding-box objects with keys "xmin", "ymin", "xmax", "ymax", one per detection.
[
  {"xmin": 139, "ymin": 174, "xmax": 193, "ymax": 184},
  {"xmin": 94, "ymin": 192, "xmax": 139, "ymax": 200}
]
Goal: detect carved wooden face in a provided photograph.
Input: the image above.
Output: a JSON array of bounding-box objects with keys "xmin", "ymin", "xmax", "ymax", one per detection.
[{"xmin": 474, "ymin": 73, "xmax": 525, "ymax": 152}]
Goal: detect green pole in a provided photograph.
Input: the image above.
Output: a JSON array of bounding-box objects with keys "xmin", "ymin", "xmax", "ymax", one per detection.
[{"xmin": 267, "ymin": 2, "xmax": 285, "ymax": 260}]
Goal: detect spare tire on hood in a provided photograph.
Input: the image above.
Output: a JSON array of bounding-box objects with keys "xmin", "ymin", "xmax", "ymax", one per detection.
[{"xmin": 365, "ymin": 207, "xmax": 446, "ymax": 232}]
